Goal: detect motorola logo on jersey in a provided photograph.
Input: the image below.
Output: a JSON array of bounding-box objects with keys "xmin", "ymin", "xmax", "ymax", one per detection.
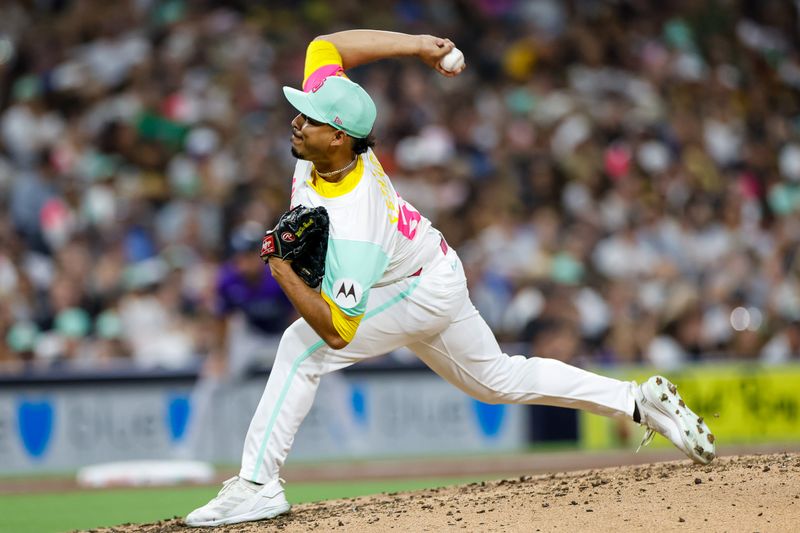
[{"xmin": 333, "ymin": 278, "xmax": 363, "ymax": 308}]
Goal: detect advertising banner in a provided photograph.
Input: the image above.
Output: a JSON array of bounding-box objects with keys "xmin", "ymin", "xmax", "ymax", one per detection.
[
  {"xmin": 0, "ymin": 370, "xmax": 526, "ymax": 474},
  {"xmin": 580, "ymin": 363, "xmax": 800, "ymax": 450}
]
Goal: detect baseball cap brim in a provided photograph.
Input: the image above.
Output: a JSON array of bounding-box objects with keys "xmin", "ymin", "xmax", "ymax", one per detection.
[
  {"xmin": 283, "ymin": 77, "xmax": 376, "ymax": 138},
  {"xmin": 283, "ymin": 87, "xmax": 329, "ymax": 126}
]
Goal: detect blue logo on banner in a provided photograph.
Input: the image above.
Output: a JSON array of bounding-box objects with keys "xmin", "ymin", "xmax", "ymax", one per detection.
[
  {"xmin": 17, "ymin": 398, "xmax": 54, "ymax": 459},
  {"xmin": 472, "ymin": 400, "xmax": 505, "ymax": 438},
  {"xmin": 350, "ymin": 385, "xmax": 368, "ymax": 427},
  {"xmin": 166, "ymin": 394, "xmax": 191, "ymax": 442}
]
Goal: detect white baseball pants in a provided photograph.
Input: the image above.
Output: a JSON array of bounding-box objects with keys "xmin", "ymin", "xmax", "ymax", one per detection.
[{"xmin": 240, "ymin": 243, "xmax": 637, "ymax": 483}]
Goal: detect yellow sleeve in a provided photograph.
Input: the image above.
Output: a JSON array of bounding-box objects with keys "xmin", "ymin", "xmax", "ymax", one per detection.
[
  {"xmin": 303, "ymin": 40, "xmax": 346, "ymax": 90},
  {"xmin": 321, "ymin": 291, "xmax": 363, "ymax": 343}
]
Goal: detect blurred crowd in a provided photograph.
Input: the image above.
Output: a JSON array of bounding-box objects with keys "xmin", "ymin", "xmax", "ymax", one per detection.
[{"xmin": 2, "ymin": 0, "xmax": 800, "ymax": 375}]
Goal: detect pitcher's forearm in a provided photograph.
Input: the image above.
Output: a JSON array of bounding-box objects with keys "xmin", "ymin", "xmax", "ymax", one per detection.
[
  {"xmin": 315, "ymin": 30, "xmax": 421, "ymax": 70},
  {"xmin": 267, "ymin": 258, "xmax": 347, "ymax": 350}
]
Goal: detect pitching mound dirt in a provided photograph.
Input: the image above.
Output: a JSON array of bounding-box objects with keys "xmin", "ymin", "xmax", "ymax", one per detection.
[{"xmin": 96, "ymin": 453, "xmax": 799, "ymax": 532}]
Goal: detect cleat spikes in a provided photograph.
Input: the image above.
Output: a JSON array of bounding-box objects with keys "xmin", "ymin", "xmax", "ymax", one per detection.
[{"xmin": 637, "ymin": 376, "xmax": 716, "ymax": 465}]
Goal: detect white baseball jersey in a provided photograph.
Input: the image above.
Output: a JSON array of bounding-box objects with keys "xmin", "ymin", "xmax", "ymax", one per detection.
[{"xmin": 289, "ymin": 148, "xmax": 441, "ymax": 342}]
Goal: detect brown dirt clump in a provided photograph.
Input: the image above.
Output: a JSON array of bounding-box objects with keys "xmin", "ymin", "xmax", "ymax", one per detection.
[{"xmin": 91, "ymin": 453, "xmax": 800, "ymax": 533}]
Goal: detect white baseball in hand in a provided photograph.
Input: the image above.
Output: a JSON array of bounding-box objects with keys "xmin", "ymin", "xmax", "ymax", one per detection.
[{"xmin": 439, "ymin": 47, "xmax": 464, "ymax": 72}]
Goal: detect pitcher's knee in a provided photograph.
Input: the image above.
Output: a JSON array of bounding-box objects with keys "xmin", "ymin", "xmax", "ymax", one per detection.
[
  {"xmin": 469, "ymin": 383, "xmax": 516, "ymax": 404},
  {"xmin": 465, "ymin": 358, "xmax": 531, "ymax": 404}
]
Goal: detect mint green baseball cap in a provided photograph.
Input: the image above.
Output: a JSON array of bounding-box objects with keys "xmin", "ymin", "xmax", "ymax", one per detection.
[{"xmin": 283, "ymin": 76, "xmax": 376, "ymax": 139}]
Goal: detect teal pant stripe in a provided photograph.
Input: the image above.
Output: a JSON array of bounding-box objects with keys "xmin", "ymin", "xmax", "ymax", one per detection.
[
  {"xmin": 250, "ymin": 276, "xmax": 422, "ymax": 480},
  {"xmin": 364, "ymin": 277, "xmax": 421, "ymax": 320},
  {"xmin": 250, "ymin": 339, "xmax": 324, "ymax": 480}
]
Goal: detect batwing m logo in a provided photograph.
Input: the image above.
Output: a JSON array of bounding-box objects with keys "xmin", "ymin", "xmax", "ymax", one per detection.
[
  {"xmin": 333, "ymin": 278, "xmax": 363, "ymax": 308},
  {"xmin": 337, "ymin": 284, "xmax": 355, "ymax": 300},
  {"xmin": 16, "ymin": 397, "xmax": 54, "ymax": 459}
]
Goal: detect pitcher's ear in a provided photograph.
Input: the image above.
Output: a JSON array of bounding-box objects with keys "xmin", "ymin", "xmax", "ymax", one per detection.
[{"xmin": 330, "ymin": 129, "xmax": 347, "ymax": 147}]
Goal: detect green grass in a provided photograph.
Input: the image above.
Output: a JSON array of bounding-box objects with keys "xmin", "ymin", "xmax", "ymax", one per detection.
[{"xmin": 0, "ymin": 476, "xmax": 494, "ymax": 533}]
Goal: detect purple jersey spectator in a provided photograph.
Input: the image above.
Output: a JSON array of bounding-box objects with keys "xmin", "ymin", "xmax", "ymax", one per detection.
[{"xmin": 215, "ymin": 262, "xmax": 292, "ymax": 334}]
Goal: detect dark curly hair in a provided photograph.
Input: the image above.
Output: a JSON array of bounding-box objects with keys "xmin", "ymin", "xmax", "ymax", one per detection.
[{"xmin": 351, "ymin": 133, "xmax": 376, "ymax": 154}]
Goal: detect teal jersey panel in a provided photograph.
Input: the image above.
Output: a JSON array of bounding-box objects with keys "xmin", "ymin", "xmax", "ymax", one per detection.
[{"xmin": 322, "ymin": 239, "xmax": 390, "ymax": 316}]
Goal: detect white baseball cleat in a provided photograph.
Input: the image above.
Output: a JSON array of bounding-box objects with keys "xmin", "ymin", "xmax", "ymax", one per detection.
[
  {"xmin": 635, "ymin": 375, "xmax": 716, "ymax": 464},
  {"xmin": 185, "ymin": 476, "xmax": 290, "ymax": 527}
]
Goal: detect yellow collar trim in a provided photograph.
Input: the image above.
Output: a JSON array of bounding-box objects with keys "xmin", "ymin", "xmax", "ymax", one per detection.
[{"xmin": 308, "ymin": 156, "xmax": 364, "ymax": 198}]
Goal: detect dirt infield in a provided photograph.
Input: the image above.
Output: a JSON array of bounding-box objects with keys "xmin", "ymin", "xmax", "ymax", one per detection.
[{"xmin": 95, "ymin": 452, "xmax": 799, "ymax": 532}]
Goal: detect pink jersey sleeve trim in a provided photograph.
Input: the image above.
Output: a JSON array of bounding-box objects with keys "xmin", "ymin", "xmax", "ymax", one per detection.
[{"xmin": 303, "ymin": 65, "xmax": 345, "ymax": 93}]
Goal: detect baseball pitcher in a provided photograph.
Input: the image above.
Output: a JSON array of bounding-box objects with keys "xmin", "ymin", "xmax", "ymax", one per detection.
[{"xmin": 186, "ymin": 30, "xmax": 716, "ymax": 527}]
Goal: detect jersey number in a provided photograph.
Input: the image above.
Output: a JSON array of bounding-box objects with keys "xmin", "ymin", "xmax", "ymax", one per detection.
[{"xmin": 397, "ymin": 197, "xmax": 421, "ymax": 240}]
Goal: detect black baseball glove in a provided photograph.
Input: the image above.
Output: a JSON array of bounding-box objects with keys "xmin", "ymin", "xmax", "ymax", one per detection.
[{"xmin": 260, "ymin": 205, "xmax": 329, "ymax": 287}]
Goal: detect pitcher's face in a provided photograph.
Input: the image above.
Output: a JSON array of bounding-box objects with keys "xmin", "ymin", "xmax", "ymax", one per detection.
[{"xmin": 290, "ymin": 113, "xmax": 339, "ymax": 160}]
